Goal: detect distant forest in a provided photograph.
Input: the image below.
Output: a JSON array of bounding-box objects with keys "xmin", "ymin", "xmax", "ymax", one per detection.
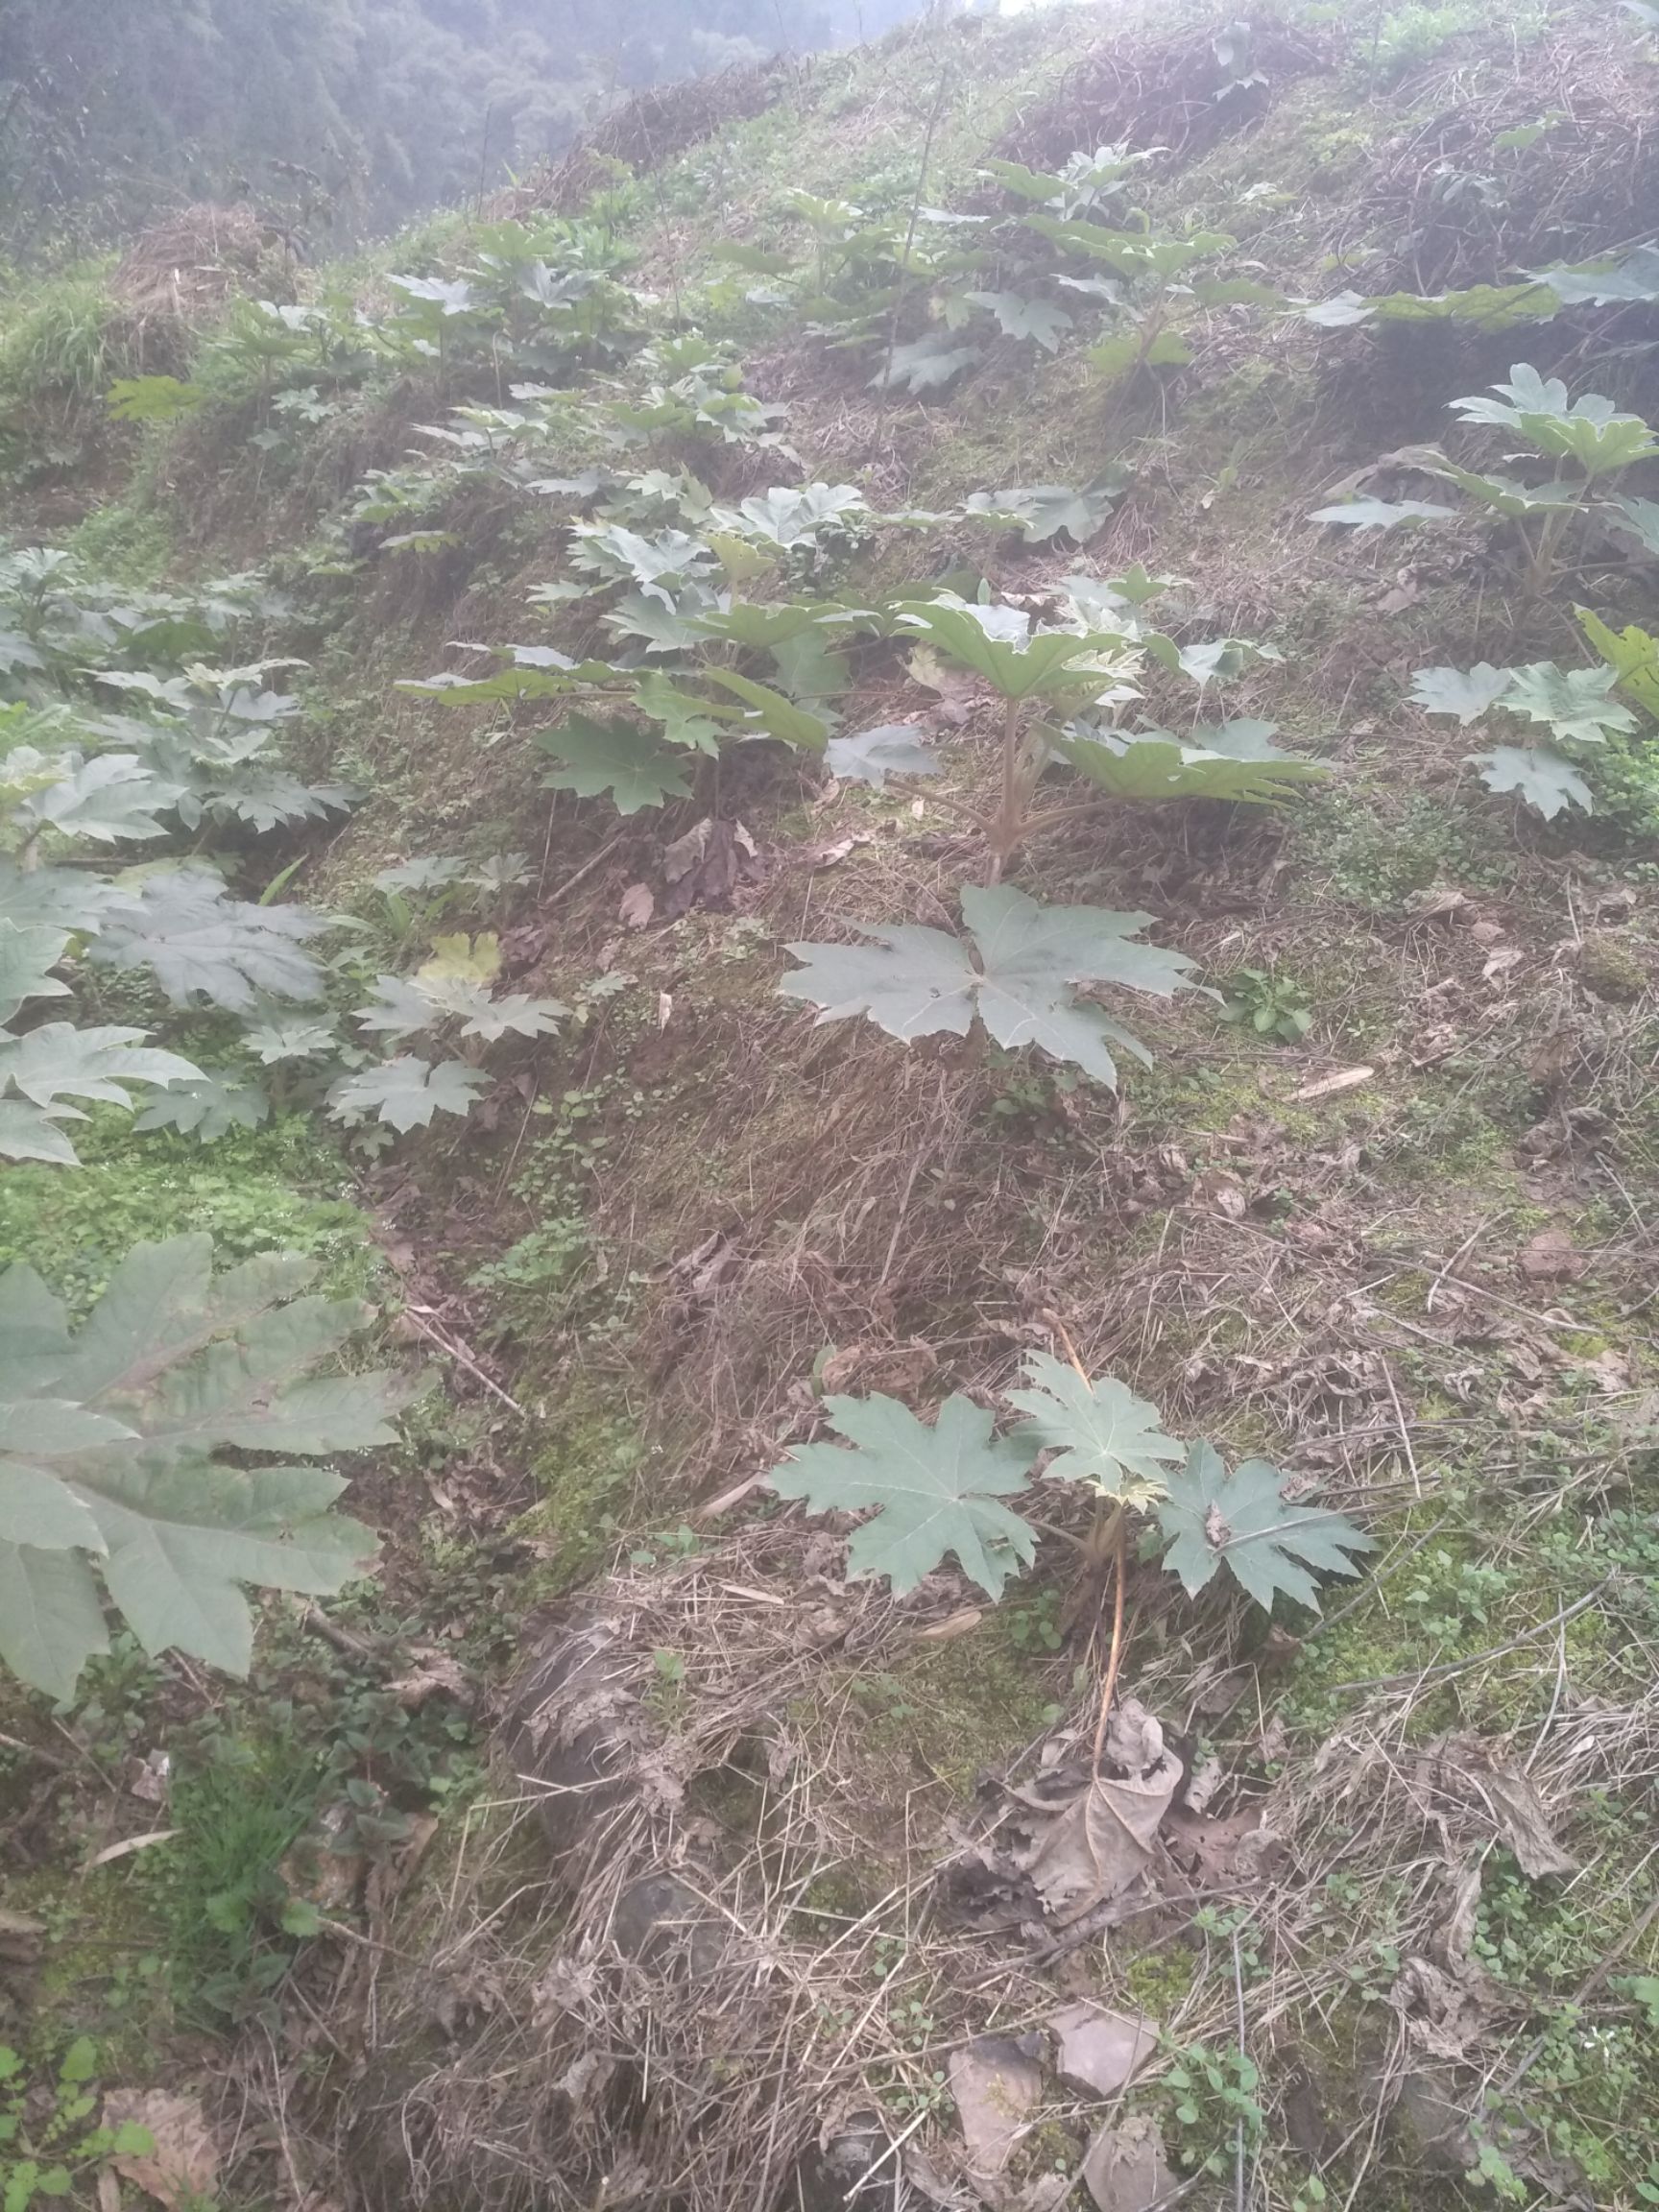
[{"xmin": 0, "ymin": 0, "xmax": 937, "ymax": 245}]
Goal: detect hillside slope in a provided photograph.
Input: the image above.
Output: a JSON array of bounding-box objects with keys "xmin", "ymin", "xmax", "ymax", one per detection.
[{"xmin": 3, "ymin": 4, "xmax": 1659, "ymax": 2210}]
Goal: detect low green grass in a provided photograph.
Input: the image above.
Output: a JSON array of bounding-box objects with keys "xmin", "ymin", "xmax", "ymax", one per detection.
[{"xmin": 0, "ymin": 1105, "xmax": 373, "ymax": 1315}]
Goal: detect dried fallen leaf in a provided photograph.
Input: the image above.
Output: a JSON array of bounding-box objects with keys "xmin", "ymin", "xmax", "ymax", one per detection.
[
  {"xmin": 947, "ymin": 2035, "xmax": 1043, "ymax": 2177},
  {"xmin": 1191, "ymin": 1168, "xmax": 1248, "ymax": 1219},
  {"xmin": 618, "ymin": 881, "xmax": 655, "ymax": 928},
  {"xmin": 385, "ymin": 1654, "xmax": 473, "ymax": 1710},
  {"xmin": 915, "ymin": 1607, "xmax": 984, "ymax": 1643},
  {"xmin": 819, "ymin": 1338, "xmax": 938, "ymax": 1397},
  {"xmin": 1518, "ymin": 1228, "xmax": 1586, "ymax": 1284},
  {"xmin": 1165, "ymin": 1800, "xmax": 1282, "ymax": 1885},
  {"xmin": 104, "ymin": 2092, "xmax": 219, "ymax": 2211},
  {"xmin": 85, "ymin": 1829, "xmax": 180, "ymax": 1869},
  {"xmin": 1049, "ymin": 2003, "xmax": 1159, "ymax": 2099},
  {"xmin": 1411, "ymin": 891, "xmax": 1469, "ymax": 923},
  {"xmin": 1430, "ymin": 1737, "xmax": 1577, "ymax": 1878},
  {"xmin": 662, "ymin": 816, "xmax": 761, "ymax": 914},
  {"xmin": 1019, "ymin": 1699, "xmax": 1180, "ymax": 1921},
  {"xmin": 1082, "ymin": 2114, "xmax": 1178, "ymax": 2212},
  {"xmin": 0, "ymin": 1911, "xmax": 43, "ymax": 1966},
  {"xmin": 1292, "ymin": 1065, "xmax": 1374, "ymax": 1102},
  {"xmin": 1578, "ymin": 1347, "xmax": 1630, "ymax": 1394},
  {"xmin": 800, "ymin": 836, "xmax": 857, "ymax": 868}
]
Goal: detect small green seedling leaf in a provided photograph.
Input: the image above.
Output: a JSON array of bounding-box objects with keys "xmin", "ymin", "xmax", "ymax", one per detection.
[
  {"xmin": 768, "ymin": 1391, "xmax": 1037, "ymax": 1599},
  {"xmin": 1158, "ymin": 1441, "xmax": 1372, "ymax": 1612}
]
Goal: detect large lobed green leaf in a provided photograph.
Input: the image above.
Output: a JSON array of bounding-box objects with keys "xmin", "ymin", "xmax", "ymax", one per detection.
[
  {"xmin": 0, "ymin": 1236, "xmax": 416, "ymax": 1696},
  {"xmin": 894, "ymin": 598, "xmax": 1133, "ymax": 702},
  {"xmin": 1053, "ymin": 720, "xmax": 1323, "ymax": 805},
  {"xmin": 89, "ymin": 868, "xmax": 328, "ymax": 1011},
  {"xmin": 533, "ymin": 715, "xmax": 695, "ymax": 813},
  {"xmin": 1577, "ymin": 607, "xmax": 1659, "ymax": 718},
  {"xmin": 768, "ymin": 1391, "xmax": 1037, "ymax": 1599},
  {"xmin": 1008, "ymin": 1354, "xmax": 1182, "ymax": 1506},
  {"xmin": 1470, "ymin": 743, "xmax": 1593, "ymax": 819},
  {"xmin": 781, "ymin": 884, "xmax": 1197, "ymax": 1091},
  {"xmin": 1157, "ymin": 1441, "xmax": 1371, "ymax": 1613}
]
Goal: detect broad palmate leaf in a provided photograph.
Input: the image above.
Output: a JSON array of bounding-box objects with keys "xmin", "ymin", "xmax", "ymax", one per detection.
[
  {"xmin": 825, "ymin": 725, "xmax": 941, "ymax": 788},
  {"xmin": 90, "ymin": 869, "xmax": 327, "ymax": 1010},
  {"xmin": 1054, "ymin": 721, "xmax": 1323, "ymax": 805},
  {"xmin": 1469, "ymin": 744, "xmax": 1593, "ymax": 819},
  {"xmin": 1451, "ymin": 364, "xmax": 1659, "ymax": 477},
  {"xmin": 895, "ymin": 598, "xmax": 1132, "ymax": 702},
  {"xmin": 782, "ymin": 884, "xmax": 1197, "ymax": 1089},
  {"xmin": 1577, "ymin": 607, "xmax": 1659, "ymax": 718},
  {"xmin": 1008, "ymin": 1354, "xmax": 1183, "ymax": 1506},
  {"xmin": 9, "ymin": 750, "xmax": 181, "ymax": 846},
  {"xmin": 132, "ymin": 1074, "xmax": 272, "ymax": 1142},
  {"xmin": 965, "ymin": 478, "xmax": 1125, "ymax": 545},
  {"xmin": 0, "ymin": 1024, "xmax": 204, "ymax": 1165},
  {"xmin": 0, "ymin": 1235, "xmax": 414, "ymax": 1695},
  {"xmin": 0, "ymin": 922, "xmax": 70, "ymax": 1025},
  {"xmin": 1410, "ymin": 664, "xmax": 1516, "ymax": 725},
  {"xmin": 326, "ymin": 1055, "xmax": 488, "ymax": 1133},
  {"xmin": 1496, "ymin": 661, "xmax": 1634, "ymax": 745},
  {"xmin": 1157, "ymin": 1440, "xmax": 1371, "ymax": 1613},
  {"xmin": 768, "ymin": 1390, "xmax": 1036, "ymax": 1599},
  {"xmin": 1307, "ymin": 496, "xmax": 1455, "ymax": 530},
  {"xmin": 869, "ymin": 338, "xmax": 982, "ymax": 394},
  {"xmin": 1432, "ymin": 465, "xmax": 1579, "ymax": 518},
  {"xmin": 967, "ymin": 291, "xmax": 1074, "ymax": 351},
  {"xmin": 533, "ymin": 715, "xmax": 694, "ymax": 814}
]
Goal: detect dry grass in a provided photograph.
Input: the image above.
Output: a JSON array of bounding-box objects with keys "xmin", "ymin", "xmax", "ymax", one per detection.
[
  {"xmin": 494, "ymin": 60, "xmax": 797, "ymax": 220},
  {"xmin": 81, "ymin": 6, "xmax": 1657, "ymax": 2206},
  {"xmin": 339, "ymin": 1528, "xmax": 1116, "ymax": 2212},
  {"xmin": 1342, "ymin": 20, "xmax": 1659, "ymax": 295},
  {"xmin": 110, "ymin": 203, "xmax": 293, "ymax": 369},
  {"xmin": 992, "ymin": 12, "xmax": 1334, "ymax": 173}
]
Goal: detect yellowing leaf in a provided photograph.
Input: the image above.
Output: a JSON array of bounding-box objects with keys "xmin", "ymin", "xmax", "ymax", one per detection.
[{"xmin": 421, "ymin": 932, "xmax": 502, "ymax": 986}]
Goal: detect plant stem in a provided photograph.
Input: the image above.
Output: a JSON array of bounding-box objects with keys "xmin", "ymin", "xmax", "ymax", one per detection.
[
  {"xmin": 988, "ymin": 693, "xmax": 1022, "ymax": 882},
  {"xmin": 1050, "ymin": 1318, "xmax": 1134, "ymax": 1769},
  {"xmin": 876, "ymin": 64, "xmax": 950, "ymax": 419},
  {"xmin": 1092, "ymin": 1511, "xmax": 1129, "ymax": 1773}
]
